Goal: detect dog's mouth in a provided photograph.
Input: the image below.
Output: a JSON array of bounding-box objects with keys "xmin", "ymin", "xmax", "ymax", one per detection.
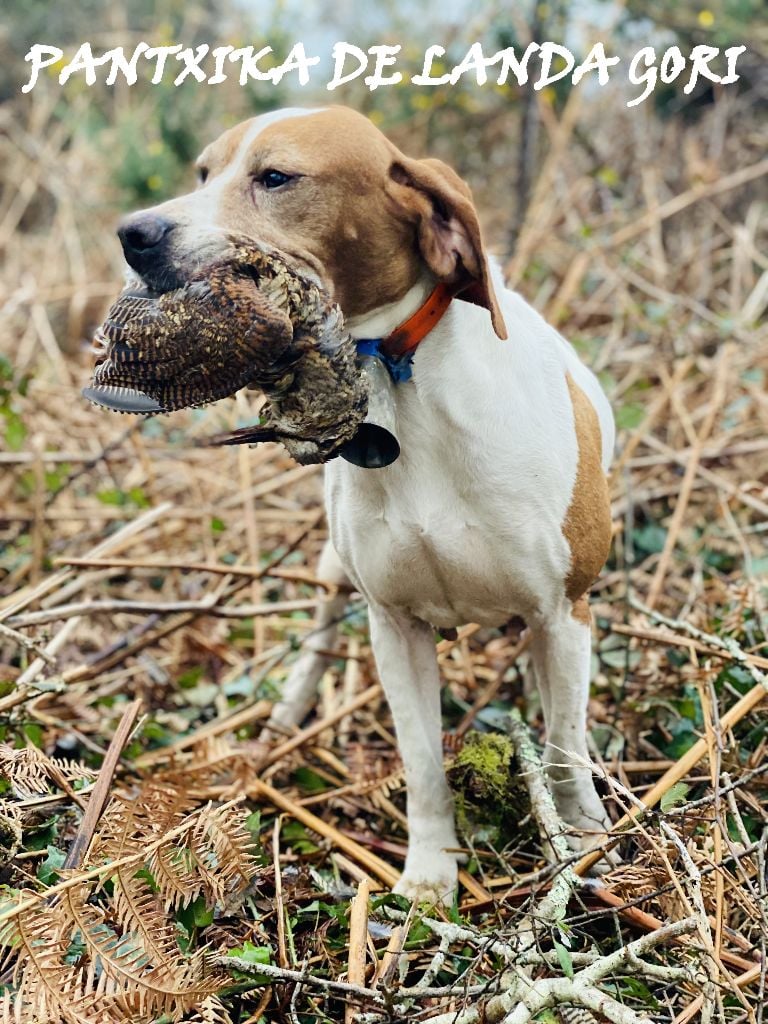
[
  {"xmin": 121, "ymin": 282, "xmax": 158, "ymax": 301},
  {"xmin": 123, "ymin": 259, "xmax": 191, "ymax": 300}
]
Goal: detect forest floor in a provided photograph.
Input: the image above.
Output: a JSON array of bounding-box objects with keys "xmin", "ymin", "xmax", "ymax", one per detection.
[{"xmin": 0, "ymin": 85, "xmax": 767, "ymax": 1022}]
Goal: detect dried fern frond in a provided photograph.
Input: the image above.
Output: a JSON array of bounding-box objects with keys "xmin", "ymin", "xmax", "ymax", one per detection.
[
  {"xmin": 180, "ymin": 737, "xmax": 248, "ymax": 774},
  {"xmin": 187, "ymin": 803, "xmax": 260, "ymax": 909},
  {"xmin": 94, "ymin": 783, "xmax": 199, "ymax": 860},
  {"xmin": 94, "ymin": 788, "xmax": 259, "ymax": 913},
  {"xmin": 110, "ymin": 866, "xmax": 196, "ymax": 976},
  {"xmin": 364, "ymin": 767, "xmax": 406, "ymax": 802},
  {"xmin": 1, "ymin": 792, "xmax": 263, "ymax": 1024},
  {"xmin": 0, "ymin": 803, "xmax": 23, "ymax": 865},
  {"xmin": 146, "ymin": 739, "xmax": 258, "ymax": 793},
  {"xmin": 146, "ymin": 842, "xmax": 203, "ymax": 912},
  {"xmin": 60, "ymin": 887, "xmax": 223, "ymax": 1019},
  {"xmin": 0, "ymin": 890, "xmax": 111, "ymax": 1024},
  {"xmin": 0, "ymin": 744, "xmax": 95, "ymax": 800},
  {"xmin": 185, "ymin": 994, "xmax": 234, "ymax": 1024}
]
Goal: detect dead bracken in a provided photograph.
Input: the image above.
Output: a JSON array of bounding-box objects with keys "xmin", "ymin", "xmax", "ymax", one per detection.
[{"xmin": 84, "ymin": 241, "xmax": 368, "ymax": 464}]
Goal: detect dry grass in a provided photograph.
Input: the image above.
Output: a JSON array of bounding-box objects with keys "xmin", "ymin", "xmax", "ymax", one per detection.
[{"xmin": 0, "ymin": 74, "xmax": 767, "ymax": 1023}]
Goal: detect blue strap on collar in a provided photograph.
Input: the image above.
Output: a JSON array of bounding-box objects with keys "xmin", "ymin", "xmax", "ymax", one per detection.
[{"xmin": 355, "ymin": 338, "xmax": 413, "ymax": 383}]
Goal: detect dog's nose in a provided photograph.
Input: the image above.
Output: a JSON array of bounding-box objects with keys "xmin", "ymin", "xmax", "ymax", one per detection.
[{"xmin": 118, "ymin": 213, "xmax": 174, "ymax": 270}]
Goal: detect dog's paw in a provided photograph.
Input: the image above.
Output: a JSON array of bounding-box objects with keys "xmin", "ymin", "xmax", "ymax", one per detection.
[{"xmin": 393, "ymin": 852, "xmax": 458, "ymax": 908}]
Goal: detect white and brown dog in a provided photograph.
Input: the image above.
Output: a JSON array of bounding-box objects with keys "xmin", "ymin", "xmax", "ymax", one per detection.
[{"xmin": 117, "ymin": 106, "xmax": 615, "ymax": 903}]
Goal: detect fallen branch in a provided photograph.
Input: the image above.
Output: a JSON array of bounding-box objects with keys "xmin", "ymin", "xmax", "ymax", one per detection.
[
  {"xmin": 223, "ymin": 953, "xmax": 499, "ymax": 1004},
  {"xmin": 9, "ymin": 596, "xmax": 322, "ymax": 627},
  {"xmin": 424, "ymin": 917, "xmax": 698, "ymax": 1024}
]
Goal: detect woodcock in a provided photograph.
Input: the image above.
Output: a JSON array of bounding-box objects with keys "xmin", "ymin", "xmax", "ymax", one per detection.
[{"xmin": 83, "ymin": 241, "xmax": 368, "ymax": 464}]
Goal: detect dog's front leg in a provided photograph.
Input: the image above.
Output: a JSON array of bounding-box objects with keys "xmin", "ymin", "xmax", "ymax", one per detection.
[{"xmin": 368, "ymin": 604, "xmax": 459, "ymax": 905}]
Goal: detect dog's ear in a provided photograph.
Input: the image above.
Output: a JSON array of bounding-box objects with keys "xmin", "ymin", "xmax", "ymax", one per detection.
[{"xmin": 386, "ymin": 156, "xmax": 507, "ymax": 340}]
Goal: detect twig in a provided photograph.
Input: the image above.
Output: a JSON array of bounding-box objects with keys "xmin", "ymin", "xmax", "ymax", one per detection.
[
  {"xmin": 609, "ymin": 357, "xmax": 694, "ymax": 482},
  {"xmin": 456, "ymin": 631, "xmax": 531, "ymax": 737},
  {"xmin": 264, "ymin": 684, "xmax": 382, "ymax": 768},
  {"xmin": 222, "ymin": 954, "xmax": 497, "ymax": 1004},
  {"xmin": 424, "ymin": 917, "xmax": 699, "ymax": 1024},
  {"xmin": 248, "ymin": 777, "xmax": 400, "ymax": 888},
  {"xmin": 63, "ymin": 698, "xmax": 142, "ymax": 870},
  {"xmin": 660, "ymin": 823, "xmax": 719, "ymax": 1024},
  {"xmin": 672, "ymin": 964, "xmax": 763, "ymax": 1024},
  {"xmin": 0, "ymin": 502, "xmax": 173, "ymax": 622},
  {"xmin": 584, "ymin": 882, "xmax": 755, "ymax": 975},
  {"xmin": 8, "ymin": 596, "xmax": 321, "ymax": 627},
  {"xmin": 629, "ymin": 599, "xmax": 768, "ymax": 686},
  {"xmin": 610, "ymin": 622, "xmax": 768, "ymax": 672},
  {"xmin": 374, "ymin": 921, "xmax": 408, "ymax": 988},
  {"xmin": 0, "ymin": 617, "xmax": 80, "ymax": 714},
  {"xmin": 273, "ymin": 815, "xmax": 289, "ymax": 970},
  {"xmin": 132, "ymin": 699, "xmax": 273, "ymax": 768},
  {"xmin": 57, "ymin": 511, "xmax": 325, "ymax": 689},
  {"xmin": 53, "ymin": 556, "xmax": 345, "ymax": 592},
  {"xmin": 607, "ymin": 157, "xmax": 768, "ymax": 247},
  {"xmin": 507, "ymin": 709, "xmax": 573, "ymax": 867},
  {"xmin": 0, "ymin": 621, "xmax": 56, "ymax": 665},
  {"xmin": 346, "ymin": 877, "xmax": 371, "ymax": 1024}
]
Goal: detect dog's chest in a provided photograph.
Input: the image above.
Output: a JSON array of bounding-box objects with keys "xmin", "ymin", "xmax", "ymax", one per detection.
[
  {"xmin": 333, "ymin": 492, "xmax": 565, "ymax": 628},
  {"xmin": 326, "ymin": 358, "xmax": 577, "ymax": 627}
]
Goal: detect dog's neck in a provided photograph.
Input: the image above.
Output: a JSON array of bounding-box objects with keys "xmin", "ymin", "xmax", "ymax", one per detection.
[{"xmin": 346, "ymin": 274, "xmax": 437, "ymax": 342}]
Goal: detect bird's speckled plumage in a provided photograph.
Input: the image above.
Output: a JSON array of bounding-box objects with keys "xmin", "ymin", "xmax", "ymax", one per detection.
[{"xmin": 85, "ymin": 242, "xmax": 368, "ymax": 464}]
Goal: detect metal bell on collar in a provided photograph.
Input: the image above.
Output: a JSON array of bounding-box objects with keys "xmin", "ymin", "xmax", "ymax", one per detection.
[{"xmin": 340, "ymin": 355, "xmax": 401, "ymax": 469}]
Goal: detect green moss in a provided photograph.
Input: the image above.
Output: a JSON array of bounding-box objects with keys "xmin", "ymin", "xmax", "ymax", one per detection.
[{"xmin": 447, "ymin": 732, "xmax": 532, "ymax": 847}]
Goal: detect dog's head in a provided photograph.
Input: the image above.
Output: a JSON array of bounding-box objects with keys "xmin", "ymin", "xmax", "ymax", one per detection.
[{"xmin": 117, "ymin": 105, "xmax": 506, "ymax": 339}]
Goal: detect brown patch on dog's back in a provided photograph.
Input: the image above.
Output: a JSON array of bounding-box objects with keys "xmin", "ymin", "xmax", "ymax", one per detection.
[{"xmin": 562, "ymin": 374, "xmax": 612, "ymax": 609}]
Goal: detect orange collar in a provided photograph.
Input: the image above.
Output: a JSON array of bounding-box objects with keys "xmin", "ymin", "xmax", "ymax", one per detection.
[
  {"xmin": 379, "ymin": 282, "xmax": 456, "ymax": 360},
  {"xmin": 356, "ymin": 280, "xmax": 488, "ymax": 383}
]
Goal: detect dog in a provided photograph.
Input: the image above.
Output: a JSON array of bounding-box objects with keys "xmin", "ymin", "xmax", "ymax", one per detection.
[{"xmin": 116, "ymin": 106, "xmax": 615, "ymax": 904}]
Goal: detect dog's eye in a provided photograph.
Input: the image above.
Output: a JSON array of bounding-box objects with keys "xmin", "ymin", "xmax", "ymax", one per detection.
[{"xmin": 258, "ymin": 169, "xmax": 293, "ymax": 190}]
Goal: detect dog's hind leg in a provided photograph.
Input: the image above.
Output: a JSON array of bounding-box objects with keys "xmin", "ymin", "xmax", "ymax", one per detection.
[
  {"xmin": 529, "ymin": 598, "xmax": 614, "ymax": 862},
  {"xmin": 369, "ymin": 604, "xmax": 459, "ymax": 905},
  {"xmin": 267, "ymin": 540, "xmax": 351, "ymax": 733}
]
